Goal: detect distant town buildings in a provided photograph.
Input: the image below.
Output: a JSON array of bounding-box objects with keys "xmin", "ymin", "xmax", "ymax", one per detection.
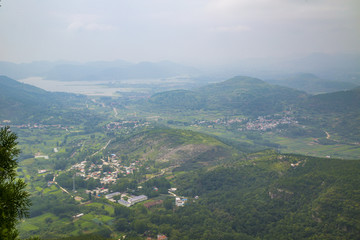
[
  {"xmin": 72, "ymin": 213, "xmax": 84, "ymax": 219},
  {"xmin": 157, "ymin": 234, "xmax": 168, "ymax": 240},
  {"xmin": 144, "ymin": 200, "xmax": 163, "ymax": 209},
  {"xmin": 129, "ymin": 195, "xmax": 148, "ymax": 204},
  {"xmin": 117, "ymin": 195, "xmax": 148, "ymax": 207},
  {"xmin": 190, "ymin": 114, "xmax": 298, "ymax": 131},
  {"xmin": 105, "ymin": 192, "xmax": 121, "ymax": 199},
  {"xmin": 175, "ymin": 197, "xmax": 187, "ymax": 207}
]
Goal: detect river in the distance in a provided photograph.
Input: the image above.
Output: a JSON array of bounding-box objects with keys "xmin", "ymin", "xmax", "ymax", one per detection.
[{"xmin": 20, "ymin": 77, "xmax": 150, "ymax": 96}]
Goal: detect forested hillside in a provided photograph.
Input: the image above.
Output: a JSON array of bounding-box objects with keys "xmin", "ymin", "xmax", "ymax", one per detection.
[
  {"xmin": 150, "ymin": 151, "xmax": 360, "ymax": 239},
  {"xmin": 298, "ymin": 87, "xmax": 360, "ymax": 141},
  {"xmin": 0, "ymin": 75, "xmax": 104, "ymax": 126},
  {"xmin": 147, "ymin": 76, "xmax": 307, "ymax": 116}
]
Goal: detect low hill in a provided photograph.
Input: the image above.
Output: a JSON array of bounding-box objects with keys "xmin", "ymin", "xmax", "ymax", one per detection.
[
  {"xmin": 198, "ymin": 76, "xmax": 306, "ymax": 115},
  {"xmin": 106, "ymin": 128, "xmax": 239, "ymax": 171},
  {"xmin": 147, "ymin": 76, "xmax": 307, "ymax": 116}
]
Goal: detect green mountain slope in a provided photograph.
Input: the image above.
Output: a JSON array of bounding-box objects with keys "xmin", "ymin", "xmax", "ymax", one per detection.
[
  {"xmin": 303, "ymin": 87, "xmax": 360, "ymax": 113},
  {"xmin": 0, "ymin": 75, "xmax": 54, "ymax": 121},
  {"xmin": 172, "ymin": 150, "xmax": 360, "ymax": 239},
  {"xmin": 299, "ymin": 87, "xmax": 360, "ymax": 141},
  {"xmin": 147, "ymin": 76, "xmax": 307, "ymax": 116},
  {"xmin": 148, "ymin": 90, "xmax": 205, "ymax": 110},
  {"xmin": 0, "ymin": 75, "xmax": 102, "ymax": 126},
  {"xmin": 199, "ymin": 76, "xmax": 306, "ymax": 115}
]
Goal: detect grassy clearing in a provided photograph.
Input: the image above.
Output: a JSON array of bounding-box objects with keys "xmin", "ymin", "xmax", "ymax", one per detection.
[
  {"xmin": 263, "ymin": 134, "xmax": 360, "ymax": 159},
  {"xmin": 86, "ymin": 202, "xmax": 115, "ymax": 215},
  {"xmin": 21, "ymin": 158, "xmax": 35, "ymax": 166},
  {"xmin": 43, "ymin": 185, "xmax": 58, "ymax": 194},
  {"xmin": 19, "ymin": 222, "xmax": 39, "ymax": 232}
]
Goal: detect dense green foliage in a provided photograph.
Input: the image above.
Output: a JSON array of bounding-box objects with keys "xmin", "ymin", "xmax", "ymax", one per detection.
[
  {"xmin": 299, "ymin": 87, "xmax": 360, "ymax": 141},
  {"xmin": 0, "ymin": 127, "xmax": 31, "ymax": 239},
  {"xmin": 143, "ymin": 151, "xmax": 360, "ymax": 239},
  {"xmin": 149, "ymin": 90, "xmax": 205, "ymax": 110}
]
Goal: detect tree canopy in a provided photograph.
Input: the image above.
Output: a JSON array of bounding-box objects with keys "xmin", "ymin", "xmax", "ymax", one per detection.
[{"xmin": 0, "ymin": 126, "xmax": 31, "ymax": 239}]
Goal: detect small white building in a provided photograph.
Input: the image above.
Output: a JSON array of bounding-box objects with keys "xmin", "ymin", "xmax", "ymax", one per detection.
[
  {"xmin": 118, "ymin": 199, "xmax": 131, "ymax": 207},
  {"xmin": 73, "ymin": 213, "xmax": 84, "ymax": 218},
  {"xmin": 128, "ymin": 195, "xmax": 148, "ymax": 204},
  {"xmin": 175, "ymin": 197, "xmax": 187, "ymax": 207},
  {"xmin": 105, "ymin": 192, "xmax": 121, "ymax": 199}
]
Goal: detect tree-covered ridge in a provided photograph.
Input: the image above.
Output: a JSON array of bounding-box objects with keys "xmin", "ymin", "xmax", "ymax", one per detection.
[
  {"xmin": 0, "ymin": 75, "xmax": 106, "ymax": 126},
  {"xmin": 146, "ymin": 76, "xmax": 307, "ymax": 116},
  {"xmin": 0, "ymin": 75, "xmax": 51, "ymax": 121},
  {"xmin": 302, "ymin": 86, "xmax": 360, "ymax": 113},
  {"xmin": 148, "ymin": 90, "xmax": 204, "ymax": 110},
  {"xmin": 200, "ymin": 76, "xmax": 306, "ymax": 115},
  {"xmin": 298, "ymin": 87, "xmax": 360, "ymax": 141},
  {"xmin": 171, "ymin": 151, "xmax": 360, "ymax": 240}
]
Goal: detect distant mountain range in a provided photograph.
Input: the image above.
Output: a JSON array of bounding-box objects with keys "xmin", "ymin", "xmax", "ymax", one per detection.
[
  {"xmin": 266, "ymin": 73, "xmax": 358, "ymax": 94},
  {"xmin": 204, "ymin": 53, "xmax": 360, "ymax": 90},
  {"xmin": 0, "ymin": 60, "xmax": 200, "ymax": 81}
]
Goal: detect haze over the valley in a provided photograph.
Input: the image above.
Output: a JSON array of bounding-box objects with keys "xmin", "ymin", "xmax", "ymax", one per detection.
[{"xmin": 0, "ymin": 0, "xmax": 359, "ymax": 67}]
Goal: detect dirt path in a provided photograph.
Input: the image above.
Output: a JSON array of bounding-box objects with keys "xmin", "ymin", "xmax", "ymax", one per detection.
[
  {"xmin": 90, "ymin": 139, "xmax": 112, "ymax": 157},
  {"xmin": 113, "ymin": 107, "xmax": 118, "ymax": 117},
  {"xmin": 53, "ymin": 175, "xmax": 74, "ymax": 197},
  {"xmin": 325, "ymin": 131, "xmax": 331, "ymax": 139}
]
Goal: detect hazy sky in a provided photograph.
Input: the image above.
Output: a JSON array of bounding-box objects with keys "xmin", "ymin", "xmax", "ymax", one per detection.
[{"xmin": 0, "ymin": 0, "xmax": 359, "ymax": 65}]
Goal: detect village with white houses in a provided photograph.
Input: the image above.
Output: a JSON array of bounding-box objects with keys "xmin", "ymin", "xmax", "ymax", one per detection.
[
  {"xmin": 190, "ymin": 113, "xmax": 298, "ymax": 131},
  {"xmin": 69, "ymin": 153, "xmax": 140, "ymax": 185},
  {"xmin": 40, "ymin": 152, "xmax": 190, "ymax": 210}
]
